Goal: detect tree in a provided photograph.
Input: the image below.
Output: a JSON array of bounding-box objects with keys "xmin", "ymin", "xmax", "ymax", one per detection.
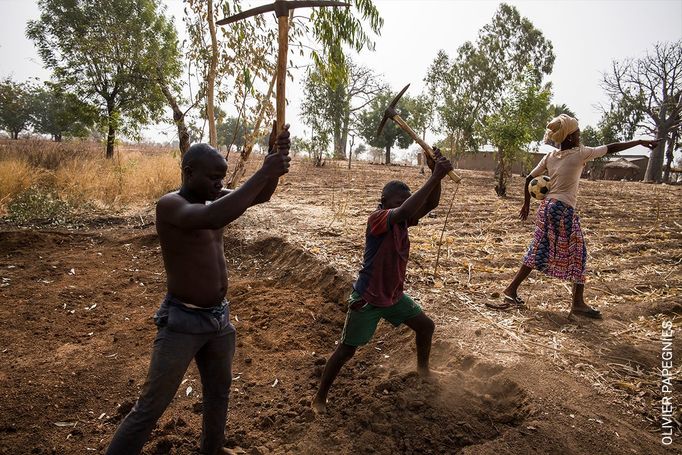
[
  {"xmin": 185, "ymin": 0, "xmax": 272, "ymax": 149},
  {"xmin": 157, "ymin": 72, "xmax": 193, "ymax": 156},
  {"xmin": 304, "ymin": 0, "xmax": 383, "ymax": 84},
  {"xmin": 550, "ymin": 103, "xmax": 576, "ymax": 118},
  {"xmin": 663, "ymin": 123, "xmax": 680, "ymax": 182},
  {"xmin": 368, "ymin": 146, "xmax": 384, "ymax": 163},
  {"xmin": 29, "ymin": 82, "xmax": 97, "ymax": 141},
  {"xmin": 300, "ymin": 59, "xmax": 384, "ymax": 159},
  {"xmin": 0, "ymin": 78, "xmax": 32, "ymax": 139},
  {"xmin": 603, "ymin": 40, "xmax": 682, "ymax": 182},
  {"xmin": 196, "ymin": 0, "xmax": 382, "ymax": 184},
  {"xmin": 404, "ymin": 93, "xmax": 435, "ymax": 141},
  {"xmin": 27, "ymin": 0, "xmax": 182, "ymax": 158},
  {"xmin": 581, "ymin": 125, "xmax": 602, "ymax": 146},
  {"xmin": 217, "ymin": 115, "xmax": 252, "ymax": 150},
  {"xmin": 353, "ymin": 143, "xmax": 367, "ymax": 161},
  {"xmin": 356, "ymin": 90, "xmax": 413, "ymax": 164},
  {"xmin": 485, "ymin": 71, "xmax": 551, "ymax": 196},
  {"xmin": 425, "ymin": 49, "xmax": 482, "ymax": 158},
  {"xmin": 425, "ymin": 3, "xmax": 554, "ymax": 178}
]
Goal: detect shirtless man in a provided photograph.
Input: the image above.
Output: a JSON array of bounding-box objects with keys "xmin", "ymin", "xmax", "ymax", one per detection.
[{"xmin": 105, "ymin": 124, "xmax": 291, "ymax": 455}]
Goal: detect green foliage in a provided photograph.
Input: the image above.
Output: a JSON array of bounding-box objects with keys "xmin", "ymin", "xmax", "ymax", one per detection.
[
  {"xmin": 403, "ymin": 94, "xmax": 435, "ymax": 141},
  {"xmin": 217, "ymin": 116, "xmax": 252, "ymax": 149},
  {"xmin": 291, "ymin": 135, "xmax": 330, "ymax": 165},
  {"xmin": 486, "ymin": 72, "xmax": 551, "ymax": 196},
  {"xmin": 550, "ymin": 103, "xmax": 576, "ymax": 118},
  {"xmin": 598, "ymin": 95, "xmax": 645, "ymax": 144},
  {"xmin": 300, "ymin": 68, "xmax": 346, "ymax": 158},
  {"xmin": 7, "ymin": 186, "xmax": 72, "ymax": 225},
  {"xmin": 580, "ymin": 125, "xmax": 602, "ymax": 147},
  {"xmin": 185, "ymin": 0, "xmax": 276, "ymax": 148},
  {"xmin": 356, "ymin": 89, "xmax": 413, "ymax": 164},
  {"xmin": 426, "ymin": 3, "xmax": 554, "ymax": 156},
  {"xmin": 29, "ymin": 82, "xmax": 98, "ymax": 141},
  {"xmin": 485, "ymin": 71, "xmax": 552, "ymax": 160},
  {"xmin": 307, "ymin": 0, "xmax": 383, "ymax": 84},
  {"xmin": 0, "ymin": 78, "xmax": 32, "ymax": 139},
  {"xmin": 27, "ymin": 0, "xmax": 182, "ymax": 156}
]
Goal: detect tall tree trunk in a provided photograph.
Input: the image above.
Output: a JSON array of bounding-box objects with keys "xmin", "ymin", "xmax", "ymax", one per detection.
[
  {"xmin": 12, "ymin": 131, "xmax": 18, "ymax": 140},
  {"xmin": 159, "ymin": 77, "xmax": 190, "ymax": 156},
  {"xmin": 494, "ymin": 151, "xmax": 509, "ymax": 196},
  {"xmin": 644, "ymin": 128, "xmax": 668, "ymax": 182},
  {"xmin": 333, "ymin": 129, "xmax": 343, "ymax": 159},
  {"xmin": 106, "ymin": 121, "xmax": 116, "ymax": 159},
  {"xmin": 206, "ymin": 0, "xmax": 218, "ymax": 148},
  {"xmin": 385, "ymin": 144, "xmax": 391, "ymax": 165},
  {"xmin": 348, "ymin": 135, "xmax": 354, "ymax": 170},
  {"xmin": 339, "ymin": 109, "xmax": 351, "ymax": 160},
  {"xmin": 663, "ymin": 131, "xmax": 677, "ymax": 183},
  {"xmin": 106, "ymin": 100, "xmax": 116, "ymax": 159}
]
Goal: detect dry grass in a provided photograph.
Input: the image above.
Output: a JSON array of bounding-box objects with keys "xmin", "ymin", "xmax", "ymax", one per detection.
[
  {"xmin": 0, "ymin": 160, "xmax": 41, "ymax": 208},
  {"xmin": 53, "ymin": 151, "xmax": 180, "ymax": 206},
  {"xmin": 0, "ymin": 139, "xmax": 180, "ymax": 214}
]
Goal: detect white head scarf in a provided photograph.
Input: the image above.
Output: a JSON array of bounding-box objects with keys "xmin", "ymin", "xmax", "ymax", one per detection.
[{"xmin": 543, "ymin": 114, "xmax": 579, "ymax": 147}]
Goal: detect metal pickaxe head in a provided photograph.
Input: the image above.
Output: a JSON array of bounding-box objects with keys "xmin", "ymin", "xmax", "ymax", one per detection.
[
  {"xmin": 377, "ymin": 84, "xmax": 410, "ymax": 137},
  {"xmin": 216, "ymin": 0, "xmax": 350, "ymax": 24}
]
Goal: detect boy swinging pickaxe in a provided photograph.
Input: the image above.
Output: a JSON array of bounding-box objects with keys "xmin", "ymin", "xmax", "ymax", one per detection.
[
  {"xmin": 217, "ymin": 0, "xmax": 349, "ymax": 135},
  {"xmin": 378, "ymin": 84, "xmax": 462, "ymax": 183}
]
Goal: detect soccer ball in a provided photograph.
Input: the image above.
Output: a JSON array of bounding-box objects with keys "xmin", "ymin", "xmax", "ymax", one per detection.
[{"xmin": 528, "ymin": 175, "xmax": 551, "ymax": 200}]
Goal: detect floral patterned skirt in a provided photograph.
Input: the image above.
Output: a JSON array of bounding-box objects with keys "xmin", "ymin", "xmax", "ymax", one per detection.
[{"xmin": 523, "ymin": 198, "xmax": 587, "ymax": 284}]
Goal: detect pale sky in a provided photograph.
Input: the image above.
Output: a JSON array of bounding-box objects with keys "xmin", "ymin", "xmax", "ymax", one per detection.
[{"xmin": 2, "ymin": 0, "xmax": 682, "ymax": 156}]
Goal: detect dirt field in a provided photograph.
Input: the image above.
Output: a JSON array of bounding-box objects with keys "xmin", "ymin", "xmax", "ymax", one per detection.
[{"xmin": 0, "ymin": 159, "xmax": 680, "ymax": 454}]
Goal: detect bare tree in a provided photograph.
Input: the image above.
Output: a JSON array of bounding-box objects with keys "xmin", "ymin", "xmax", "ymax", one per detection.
[
  {"xmin": 603, "ymin": 41, "xmax": 682, "ymax": 182},
  {"xmin": 301, "ymin": 59, "xmax": 385, "ymax": 160}
]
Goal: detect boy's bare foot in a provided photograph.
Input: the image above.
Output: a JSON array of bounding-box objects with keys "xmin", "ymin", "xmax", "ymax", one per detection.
[{"xmin": 311, "ymin": 396, "xmax": 327, "ymax": 414}]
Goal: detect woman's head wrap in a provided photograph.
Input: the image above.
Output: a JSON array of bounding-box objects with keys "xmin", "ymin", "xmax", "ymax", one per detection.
[{"xmin": 543, "ymin": 114, "xmax": 579, "ymax": 147}]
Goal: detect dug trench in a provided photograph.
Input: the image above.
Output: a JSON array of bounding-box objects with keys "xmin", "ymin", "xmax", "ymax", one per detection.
[{"xmin": 0, "ymin": 227, "xmax": 533, "ymax": 455}]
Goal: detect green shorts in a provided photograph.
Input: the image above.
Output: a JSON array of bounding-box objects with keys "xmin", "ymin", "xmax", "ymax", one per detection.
[{"xmin": 340, "ymin": 291, "xmax": 422, "ymax": 347}]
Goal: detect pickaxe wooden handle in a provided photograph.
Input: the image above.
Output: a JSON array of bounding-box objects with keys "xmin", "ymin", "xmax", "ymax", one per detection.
[
  {"xmin": 378, "ymin": 84, "xmax": 462, "ymax": 183},
  {"xmin": 218, "ymin": 0, "xmax": 350, "ymax": 134},
  {"xmin": 393, "ymin": 114, "xmax": 461, "ymax": 183}
]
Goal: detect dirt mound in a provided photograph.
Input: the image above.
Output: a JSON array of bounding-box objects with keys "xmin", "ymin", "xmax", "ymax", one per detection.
[
  {"xmin": 310, "ymin": 369, "xmax": 530, "ymax": 455},
  {"xmin": 228, "ymin": 236, "xmax": 354, "ymax": 307}
]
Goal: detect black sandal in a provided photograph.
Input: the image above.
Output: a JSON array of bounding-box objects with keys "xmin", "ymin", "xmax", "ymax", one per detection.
[
  {"xmin": 502, "ymin": 293, "xmax": 526, "ymax": 307},
  {"xmin": 570, "ymin": 307, "xmax": 602, "ymax": 319}
]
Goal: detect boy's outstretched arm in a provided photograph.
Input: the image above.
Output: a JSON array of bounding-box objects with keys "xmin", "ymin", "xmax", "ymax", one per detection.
[
  {"xmin": 253, "ymin": 122, "xmax": 291, "ymax": 205},
  {"xmin": 606, "ymin": 138, "xmax": 659, "ymax": 154},
  {"xmin": 391, "ymin": 153, "xmax": 453, "ymax": 225},
  {"xmin": 412, "ymin": 148, "xmax": 447, "ymax": 220}
]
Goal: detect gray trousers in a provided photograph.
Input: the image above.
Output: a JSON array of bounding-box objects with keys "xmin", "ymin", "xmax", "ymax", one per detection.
[{"xmin": 106, "ymin": 296, "xmax": 236, "ymax": 455}]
